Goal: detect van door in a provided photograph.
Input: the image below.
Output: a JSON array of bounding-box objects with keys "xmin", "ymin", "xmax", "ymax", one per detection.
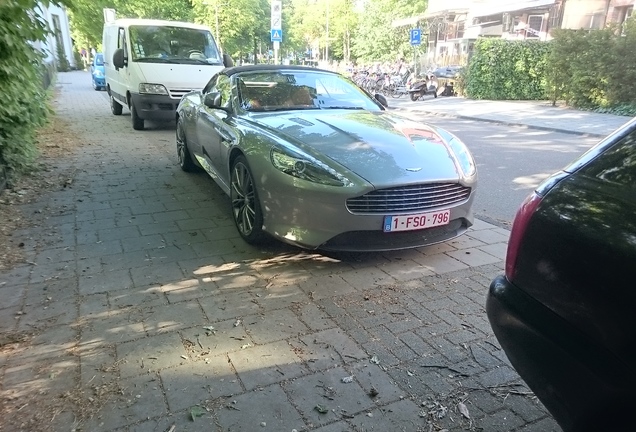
[{"xmin": 108, "ymin": 26, "xmax": 129, "ymax": 106}]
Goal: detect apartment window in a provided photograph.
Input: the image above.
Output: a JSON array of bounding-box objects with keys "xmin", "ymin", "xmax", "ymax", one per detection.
[
  {"xmin": 456, "ymin": 21, "xmax": 465, "ymax": 39},
  {"xmin": 526, "ymin": 15, "xmax": 543, "ymax": 38}
]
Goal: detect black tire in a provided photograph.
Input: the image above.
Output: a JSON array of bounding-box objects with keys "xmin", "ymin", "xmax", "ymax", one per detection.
[
  {"xmin": 176, "ymin": 118, "xmax": 198, "ymax": 172},
  {"xmin": 434, "ymin": 91, "xmax": 438, "ymax": 99},
  {"xmin": 110, "ymin": 94, "xmax": 123, "ymax": 115},
  {"xmin": 409, "ymin": 92, "xmax": 419, "ymax": 101},
  {"xmin": 230, "ymin": 155, "xmax": 266, "ymax": 245},
  {"xmin": 131, "ymin": 100, "xmax": 144, "ymax": 130}
]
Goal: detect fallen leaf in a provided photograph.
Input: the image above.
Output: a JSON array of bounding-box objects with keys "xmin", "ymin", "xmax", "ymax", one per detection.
[
  {"xmin": 458, "ymin": 402, "xmax": 470, "ymax": 419},
  {"xmin": 314, "ymin": 404, "xmax": 328, "ymax": 414},
  {"xmin": 190, "ymin": 405, "xmax": 207, "ymax": 421}
]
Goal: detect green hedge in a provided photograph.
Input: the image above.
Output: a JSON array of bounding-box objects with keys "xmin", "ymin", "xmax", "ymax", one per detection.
[
  {"xmin": 463, "ymin": 17, "xmax": 636, "ymax": 115},
  {"xmin": 0, "ymin": 1, "xmax": 55, "ymax": 181},
  {"xmin": 547, "ymin": 21, "xmax": 636, "ymax": 114},
  {"xmin": 464, "ymin": 38, "xmax": 550, "ymax": 100}
]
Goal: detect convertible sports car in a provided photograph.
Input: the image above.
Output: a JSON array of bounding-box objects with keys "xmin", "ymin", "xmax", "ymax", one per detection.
[{"xmin": 176, "ymin": 65, "xmax": 477, "ymax": 251}]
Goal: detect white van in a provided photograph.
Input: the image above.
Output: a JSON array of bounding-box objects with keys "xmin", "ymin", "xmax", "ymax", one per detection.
[{"xmin": 102, "ymin": 17, "xmax": 232, "ymax": 130}]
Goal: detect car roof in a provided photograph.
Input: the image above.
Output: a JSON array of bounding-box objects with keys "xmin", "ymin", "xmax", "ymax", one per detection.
[
  {"xmin": 222, "ymin": 64, "xmax": 336, "ymax": 77},
  {"xmin": 106, "ymin": 18, "xmax": 211, "ymax": 31}
]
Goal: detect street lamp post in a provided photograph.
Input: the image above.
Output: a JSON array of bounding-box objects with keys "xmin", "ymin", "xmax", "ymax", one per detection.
[
  {"xmin": 215, "ymin": 2, "xmax": 220, "ymax": 47},
  {"xmin": 202, "ymin": 1, "xmax": 222, "ymax": 49},
  {"xmin": 325, "ymin": 0, "xmax": 329, "ymax": 61}
]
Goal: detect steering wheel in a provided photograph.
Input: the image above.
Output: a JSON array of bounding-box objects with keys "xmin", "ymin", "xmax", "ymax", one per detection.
[{"xmin": 188, "ymin": 50, "xmax": 205, "ymax": 59}]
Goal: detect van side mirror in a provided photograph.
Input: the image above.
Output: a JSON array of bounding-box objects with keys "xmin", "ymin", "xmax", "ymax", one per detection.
[
  {"xmin": 113, "ymin": 48, "xmax": 126, "ymax": 69},
  {"xmin": 223, "ymin": 53, "xmax": 234, "ymax": 68}
]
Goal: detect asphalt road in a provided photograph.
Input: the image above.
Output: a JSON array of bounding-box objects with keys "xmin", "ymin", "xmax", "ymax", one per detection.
[{"xmin": 389, "ymin": 108, "xmax": 599, "ymax": 226}]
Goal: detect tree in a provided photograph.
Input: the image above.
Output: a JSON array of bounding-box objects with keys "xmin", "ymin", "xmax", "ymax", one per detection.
[
  {"xmin": 352, "ymin": 0, "xmax": 427, "ymax": 63},
  {"xmin": 0, "ymin": 0, "xmax": 71, "ymax": 177}
]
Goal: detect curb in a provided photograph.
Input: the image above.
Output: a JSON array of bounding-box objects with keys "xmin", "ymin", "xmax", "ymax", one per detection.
[{"xmin": 391, "ymin": 107, "xmax": 608, "ymax": 139}]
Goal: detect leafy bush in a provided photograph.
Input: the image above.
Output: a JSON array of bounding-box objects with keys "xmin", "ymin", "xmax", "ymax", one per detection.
[
  {"xmin": 0, "ymin": 1, "xmax": 56, "ymax": 180},
  {"xmin": 546, "ymin": 18, "xmax": 636, "ymax": 112},
  {"xmin": 464, "ymin": 38, "xmax": 549, "ymax": 100},
  {"xmin": 56, "ymin": 33, "xmax": 71, "ymax": 72}
]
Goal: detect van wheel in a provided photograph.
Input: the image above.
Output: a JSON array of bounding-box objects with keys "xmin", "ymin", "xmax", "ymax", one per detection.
[
  {"xmin": 131, "ymin": 100, "xmax": 144, "ymax": 130},
  {"xmin": 110, "ymin": 95, "xmax": 122, "ymax": 115}
]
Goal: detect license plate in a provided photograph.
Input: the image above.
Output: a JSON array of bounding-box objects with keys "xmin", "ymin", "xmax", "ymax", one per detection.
[{"xmin": 383, "ymin": 209, "xmax": 451, "ymax": 232}]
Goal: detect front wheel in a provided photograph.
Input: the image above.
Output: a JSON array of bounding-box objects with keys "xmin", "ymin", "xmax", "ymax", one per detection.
[
  {"xmin": 131, "ymin": 100, "xmax": 144, "ymax": 130},
  {"xmin": 176, "ymin": 118, "xmax": 198, "ymax": 172},
  {"xmin": 230, "ymin": 155, "xmax": 266, "ymax": 245},
  {"xmin": 409, "ymin": 92, "xmax": 419, "ymax": 102},
  {"xmin": 110, "ymin": 94, "xmax": 123, "ymax": 115}
]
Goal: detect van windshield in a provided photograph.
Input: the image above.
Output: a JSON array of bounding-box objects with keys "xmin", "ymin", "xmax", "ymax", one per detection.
[{"xmin": 128, "ymin": 25, "xmax": 222, "ymax": 65}]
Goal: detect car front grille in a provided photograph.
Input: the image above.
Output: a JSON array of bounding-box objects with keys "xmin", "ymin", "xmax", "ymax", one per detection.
[
  {"xmin": 168, "ymin": 88, "xmax": 197, "ymax": 99},
  {"xmin": 346, "ymin": 183, "xmax": 471, "ymax": 214}
]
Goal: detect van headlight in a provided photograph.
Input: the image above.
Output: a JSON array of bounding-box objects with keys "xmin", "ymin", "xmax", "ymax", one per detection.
[{"xmin": 139, "ymin": 83, "xmax": 168, "ymax": 95}]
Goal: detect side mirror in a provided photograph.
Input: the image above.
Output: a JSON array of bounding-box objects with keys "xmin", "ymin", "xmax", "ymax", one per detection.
[
  {"xmin": 113, "ymin": 48, "xmax": 126, "ymax": 69},
  {"xmin": 203, "ymin": 92, "xmax": 223, "ymax": 109},
  {"xmin": 374, "ymin": 93, "xmax": 388, "ymax": 108},
  {"xmin": 223, "ymin": 53, "xmax": 234, "ymax": 68}
]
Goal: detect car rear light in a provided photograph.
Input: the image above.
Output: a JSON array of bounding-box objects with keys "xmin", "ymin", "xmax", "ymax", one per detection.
[{"xmin": 505, "ymin": 192, "xmax": 543, "ymax": 280}]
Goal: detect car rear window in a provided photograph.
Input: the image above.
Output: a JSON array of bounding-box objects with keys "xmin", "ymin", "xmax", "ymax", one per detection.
[{"xmin": 581, "ymin": 129, "xmax": 636, "ymax": 186}]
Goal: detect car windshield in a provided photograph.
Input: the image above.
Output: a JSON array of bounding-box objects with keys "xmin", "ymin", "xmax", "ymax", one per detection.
[
  {"xmin": 94, "ymin": 54, "xmax": 104, "ymax": 66},
  {"xmin": 235, "ymin": 70, "xmax": 382, "ymax": 112},
  {"xmin": 128, "ymin": 25, "xmax": 222, "ymax": 65}
]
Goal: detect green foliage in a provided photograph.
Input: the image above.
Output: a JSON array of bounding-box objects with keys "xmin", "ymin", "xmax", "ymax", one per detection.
[
  {"xmin": 56, "ymin": 34, "xmax": 71, "ymax": 72},
  {"xmin": 68, "ymin": 0, "xmax": 194, "ymax": 49},
  {"xmin": 352, "ymin": 0, "xmax": 428, "ymax": 63},
  {"xmin": 546, "ymin": 17, "xmax": 636, "ymax": 113},
  {"xmin": 0, "ymin": 0, "xmax": 60, "ymax": 177},
  {"xmin": 464, "ymin": 38, "xmax": 549, "ymax": 100}
]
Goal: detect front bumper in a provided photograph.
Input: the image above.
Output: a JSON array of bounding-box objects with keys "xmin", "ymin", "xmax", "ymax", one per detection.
[
  {"xmin": 130, "ymin": 92, "xmax": 180, "ymax": 121},
  {"xmin": 486, "ymin": 275, "xmax": 633, "ymax": 431},
  {"xmin": 260, "ymin": 178, "xmax": 475, "ymax": 251}
]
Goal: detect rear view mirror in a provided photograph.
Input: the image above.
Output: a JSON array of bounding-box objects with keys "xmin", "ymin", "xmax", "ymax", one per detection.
[
  {"xmin": 203, "ymin": 92, "xmax": 223, "ymax": 109},
  {"xmin": 375, "ymin": 93, "xmax": 388, "ymax": 108},
  {"xmin": 223, "ymin": 53, "xmax": 234, "ymax": 68}
]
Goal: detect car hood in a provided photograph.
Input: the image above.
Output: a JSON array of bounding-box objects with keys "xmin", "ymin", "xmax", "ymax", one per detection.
[{"xmin": 247, "ymin": 110, "xmax": 461, "ymax": 186}]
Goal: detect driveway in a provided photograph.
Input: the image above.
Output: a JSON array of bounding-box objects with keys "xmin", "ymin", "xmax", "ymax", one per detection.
[{"xmin": 0, "ymin": 71, "xmax": 560, "ymax": 432}]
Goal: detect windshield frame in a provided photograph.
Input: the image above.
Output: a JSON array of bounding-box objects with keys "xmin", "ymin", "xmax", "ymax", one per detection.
[{"xmin": 234, "ymin": 69, "xmax": 382, "ymax": 113}]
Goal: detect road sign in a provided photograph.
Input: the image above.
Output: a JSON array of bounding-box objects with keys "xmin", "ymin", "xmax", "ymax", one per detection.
[
  {"xmin": 410, "ymin": 28, "xmax": 421, "ymax": 46},
  {"xmin": 271, "ymin": 29, "xmax": 283, "ymax": 42},
  {"xmin": 271, "ymin": 0, "xmax": 282, "ymax": 30}
]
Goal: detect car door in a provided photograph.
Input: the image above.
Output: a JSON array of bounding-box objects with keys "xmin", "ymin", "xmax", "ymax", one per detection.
[{"xmin": 196, "ymin": 73, "xmax": 233, "ymax": 188}]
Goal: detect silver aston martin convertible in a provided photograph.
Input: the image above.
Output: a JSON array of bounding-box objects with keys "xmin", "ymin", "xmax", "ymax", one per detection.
[{"xmin": 176, "ymin": 65, "xmax": 477, "ymax": 251}]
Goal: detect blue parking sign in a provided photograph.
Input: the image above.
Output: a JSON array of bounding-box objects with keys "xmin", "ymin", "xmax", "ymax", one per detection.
[{"xmin": 410, "ymin": 28, "xmax": 421, "ymax": 46}]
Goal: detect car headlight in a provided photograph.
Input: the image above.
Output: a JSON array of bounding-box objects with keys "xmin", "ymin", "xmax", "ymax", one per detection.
[
  {"xmin": 139, "ymin": 83, "xmax": 168, "ymax": 95},
  {"xmin": 270, "ymin": 146, "xmax": 352, "ymax": 187},
  {"xmin": 448, "ymin": 137, "xmax": 476, "ymax": 177}
]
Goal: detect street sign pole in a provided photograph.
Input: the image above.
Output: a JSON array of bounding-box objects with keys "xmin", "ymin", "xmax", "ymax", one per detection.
[
  {"xmin": 410, "ymin": 28, "xmax": 421, "ymax": 76},
  {"xmin": 271, "ymin": 0, "xmax": 282, "ymax": 64}
]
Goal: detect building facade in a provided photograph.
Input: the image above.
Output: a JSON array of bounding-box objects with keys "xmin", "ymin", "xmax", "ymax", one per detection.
[
  {"xmin": 401, "ymin": 0, "xmax": 635, "ymax": 66},
  {"xmin": 32, "ymin": 2, "xmax": 77, "ymax": 77}
]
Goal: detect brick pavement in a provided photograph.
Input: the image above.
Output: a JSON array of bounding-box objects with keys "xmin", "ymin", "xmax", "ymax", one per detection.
[{"xmin": 0, "ymin": 70, "xmax": 560, "ymax": 432}]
